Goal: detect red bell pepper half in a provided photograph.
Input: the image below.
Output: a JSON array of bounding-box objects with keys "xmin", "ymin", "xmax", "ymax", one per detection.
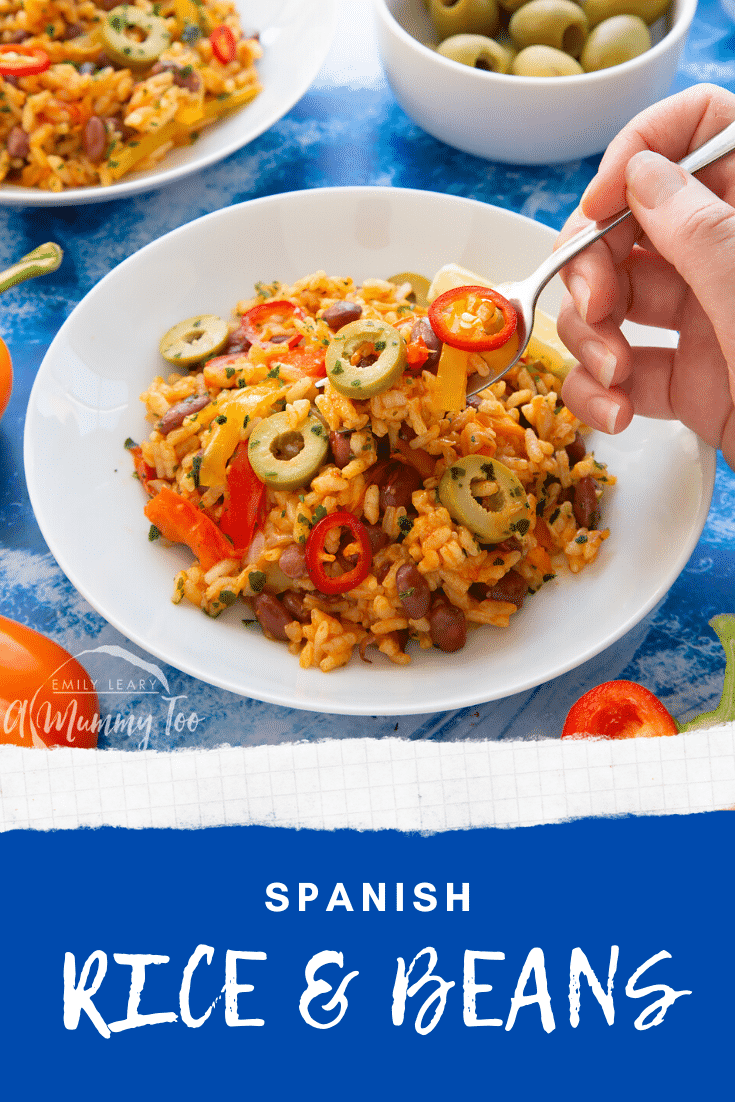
[
  {"xmin": 218, "ymin": 441, "xmax": 266, "ymax": 552},
  {"xmin": 144, "ymin": 485, "xmax": 238, "ymax": 572},
  {"xmin": 428, "ymin": 285, "xmax": 517, "ymax": 353},
  {"xmin": 562, "ymin": 680, "xmax": 678, "ymax": 739},
  {"xmin": 305, "ymin": 510, "xmax": 372, "ymax": 595}
]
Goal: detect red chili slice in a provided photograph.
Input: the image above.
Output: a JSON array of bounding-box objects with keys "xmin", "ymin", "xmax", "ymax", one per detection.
[
  {"xmin": 427, "ymin": 284, "xmax": 517, "ymax": 353},
  {"xmin": 0, "ymin": 45, "xmax": 50, "ymax": 77},
  {"xmin": 210, "ymin": 24, "xmax": 236, "ymax": 64},
  {"xmin": 561, "ymin": 680, "xmax": 679, "ymax": 740},
  {"xmin": 240, "ymin": 300, "xmax": 306, "ymax": 349},
  {"xmin": 305, "ymin": 510, "xmax": 372, "ymax": 595}
]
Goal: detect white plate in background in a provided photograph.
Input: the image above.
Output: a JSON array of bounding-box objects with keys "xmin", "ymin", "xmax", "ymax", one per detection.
[
  {"xmin": 0, "ymin": 0, "xmax": 338, "ymax": 207},
  {"xmin": 25, "ymin": 187, "xmax": 716, "ymax": 714}
]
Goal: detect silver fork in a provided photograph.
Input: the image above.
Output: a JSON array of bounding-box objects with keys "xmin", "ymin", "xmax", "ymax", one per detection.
[{"xmin": 463, "ymin": 117, "xmax": 735, "ymax": 398}]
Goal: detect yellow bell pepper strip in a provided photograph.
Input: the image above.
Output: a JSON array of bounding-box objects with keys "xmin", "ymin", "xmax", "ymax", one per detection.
[
  {"xmin": 144, "ymin": 486, "xmax": 237, "ymax": 571},
  {"xmin": 431, "ymin": 343, "xmax": 468, "ymax": 413},
  {"xmin": 106, "ymin": 87, "xmax": 260, "ymax": 181},
  {"xmin": 197, "ymin": 380, "xmax": 284, "ymax": 488}
]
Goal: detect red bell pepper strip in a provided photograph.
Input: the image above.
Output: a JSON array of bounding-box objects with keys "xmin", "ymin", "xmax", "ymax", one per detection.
[
  {"xmin": 144, "ymin": 485, "xmax": 238, "ymax": 572},
  {"xmin": 268, "ymin": 343, "xmax": 327, "ymax": 379},
  {"xmin": 218, "ymin": 441, "xmax": 266, "ymax": 552},
  {"xmin": 127, "ymin": 441, "xmax": 156, "ymax": 492},
  {"xmin": 305, "ymin": 510, "xmax": 372, "ymax": 595},
  {"xmin": 561, "ymin": 680, "xmax": 678, "ymax": 740},
  {"xmin": 240, "ymin": 300, "xmax": 306, "ymax": 349},
  {"xmin": 210, "ymin": 24, "xmax": 236, "ymax": 64},
  {"xmin": 428, "ymin": 285, "xmax": 517, "ymax": 353},
  {"xmin": 0, "ymin": 45, "xmax": 50, "ymax": 77},
  {"xmin": 405, "ymin": 332, "xmax": 429, "ymax": 372}
]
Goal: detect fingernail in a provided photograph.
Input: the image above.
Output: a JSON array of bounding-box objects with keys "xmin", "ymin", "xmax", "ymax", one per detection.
[
  {"xmin": 568, "ymin": 274, "xmax": 590, "ymax": 322},
  {"xmin": 581, "ymin": 339, "xmax": 617, "ymax": 388},
  {"xmin": 588, "ymin": 394, "xmax": 621, "ymax": 434},
  {"xmin": 626, "ymin": 150, "xmax": 687, "ymax": 210}
]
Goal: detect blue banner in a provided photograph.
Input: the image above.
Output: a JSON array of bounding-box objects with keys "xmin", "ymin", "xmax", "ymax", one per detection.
[{"xmin": 3, "ymin": 813, "xmax": 732, "ymax": 1099}]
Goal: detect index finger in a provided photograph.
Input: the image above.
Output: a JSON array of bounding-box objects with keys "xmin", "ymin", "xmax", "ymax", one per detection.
[{"xmin": 581, "ymin": 83, "xmax": 735, "ymax": 222}]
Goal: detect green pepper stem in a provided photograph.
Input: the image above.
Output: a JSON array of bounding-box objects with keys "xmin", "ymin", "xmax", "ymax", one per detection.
[
  {"xmin": 678, "ymin": 614, "xmax": 735, "ymax": 731},
  {"xmin": 0, "ymin": 242, "xmax": 62, "ymax": 294}
]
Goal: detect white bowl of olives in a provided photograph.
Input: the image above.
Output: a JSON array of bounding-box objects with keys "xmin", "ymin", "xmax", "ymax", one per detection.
[{"xmin": 374, "ymin": 0, "xmax": 697, "ymax": 163}]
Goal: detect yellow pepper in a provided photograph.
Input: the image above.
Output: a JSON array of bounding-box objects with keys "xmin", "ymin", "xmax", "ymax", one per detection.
[
  {"xmin": 431, "ymin": 344, "xmax": 468, "ymax": 413},
  {"xmin": 198, "ymin": 381, "xmax": 284, "ymax": 487}
]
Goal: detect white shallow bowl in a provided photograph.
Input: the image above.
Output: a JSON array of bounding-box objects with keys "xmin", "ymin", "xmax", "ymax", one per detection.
[
  {"xmin": 0, "ymin": 0, "xmax": 337, "ymax": 207},
  {"xmin": 25, "ymin": 187, "xmax": 715, "ymax": 715},
  {"xmin": 374, "ymin": 0, "xmax": 697, "ymax": 164}
]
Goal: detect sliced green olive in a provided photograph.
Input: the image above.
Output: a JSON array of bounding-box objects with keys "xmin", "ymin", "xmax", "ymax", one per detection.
[
  {"xmin": 429, "ymin": 0, "xmax": 500, "ymax": 39},
  {"xmin": 159, "ymin": 314, "xmax": 229, "ymax": 366},
  {"xmin": 325, "ymin": 319, "xmax": 406, "ymax": 399},
  {"xmin": 101, "ymin": 6, "xmax": 171, "ymax": 66},
  {"xmin": 580, "ymin": 14, "xmax": 651, "ymax": 70},
  {"xmin": 387, "ymin": 271, "xmax": 431, "ymax": 308},
  {"xmin": 511, "ymin": 43, "xmax": 584, "ymax": 75},
  {"xmin": 248, "ymin": 411, "xmax": 329, "ymax": 491},
  {"xmin": 438, "ymin": 454, "xmax": 530, "ymax": 543},
  {"xmin": 437, "ymin": 33, "xmax": 515, "ymax": 72},
  {"xmin": 509, "ymin": 0, "xmax": 589, "ymax": 57}
]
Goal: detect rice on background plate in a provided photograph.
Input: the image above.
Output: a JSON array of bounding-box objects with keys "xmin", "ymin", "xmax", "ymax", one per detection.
[{"xmin": 0, "ymin": 0, "xmax": 261, "ymax": 191}]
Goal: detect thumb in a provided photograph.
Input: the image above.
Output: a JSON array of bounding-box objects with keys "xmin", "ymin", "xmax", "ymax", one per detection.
[{"xmin": 625, "ymin": 149, "xmax": 735, "ymax": 365}]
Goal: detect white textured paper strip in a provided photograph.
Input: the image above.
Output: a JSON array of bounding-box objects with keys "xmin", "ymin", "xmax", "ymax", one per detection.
[{"xmin": 1, "ymin": 724, "xmax": 734, "ymax": 831}]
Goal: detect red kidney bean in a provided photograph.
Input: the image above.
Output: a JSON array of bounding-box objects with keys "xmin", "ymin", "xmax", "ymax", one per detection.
[
  {"xmin": 6, "ymin": 126, "xmax": 29, "ymax": 160},
  {"xmin": 157, "ymin": 393, "xmax": 211, "ymax": 435},
  {"xmin": 410, "ymin": 316, "xmax": 442, "ymax": 372},
  {"xmin": 428, "ymin": 602, "xmax": 467, "ymax": 652},
  {"xmin": 374, "ymin": 559, "xmax": 392, "ymax": 585},
  {"xmin": 253, "ymin": 593, "xmax": 293, "ymax": 641},
  {"xmin": 151, "ymin": 60, "xmax": 202, "ymax": 92},
  {"xmin": 321, "ymin": 300, "xmax": 362, "ymax": 332},
  {"xmin": 566, "ymin": 431, "xmax": 586, "ymax": 466},
  {"xmin": 489, "ymin": 569, "xmax": 529, "ymax": 608},
  {"xmin": 378, "ymin": 460, "xmax": 422, "ymax": 513},
  {"xmin": 365, "ymin": 524, "xmax": 389, "ymax": 557},
  {"xmin": 280, "ymin": 591, "xmax": 311, "ymax": 624},
  {"xmin": 278, "ymin": 543, "xmax": 307, "ymax": 579},
  {"xmin": 62, "ymin": 22, "xmax": 85, "ymax": 38},
  {"xmin": 5, "ymin": 30, "xmax": 29, "ymax": 43},
  {"xmin": 83, "ymin": 115, "xmax": 107, "ymax": 163},
  {"xmin": 329, "ymin": 431, "xmax": 352, "ymax": 469},
  {"xmin": 573, "ymin": 476, "xmax": 600, "ymax": 529},
  {"xmin": 395, "ymin": 563, "xmax": 431, "ymax": 620}
]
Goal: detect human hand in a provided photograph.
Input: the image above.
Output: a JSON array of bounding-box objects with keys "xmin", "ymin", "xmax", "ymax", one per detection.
[{"xmin": 555, "ymin": 83, "xmax": 735, "ymax": 470}]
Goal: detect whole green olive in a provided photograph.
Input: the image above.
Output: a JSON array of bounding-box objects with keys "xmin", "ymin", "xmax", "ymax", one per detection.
[
  {"xmin": 580, "ymin": 13, "xmax": 651, "ymax": 69},
  {"xmin": 437, "ymin": 32, "xmax": 515, "ymax": 71},
  {"xmin": 428, "ymin": 0, "xmax": 500, "ymax": 41},
  {"xmin": 511, "ymin": 43, "xmax": 584, "ymax": 74},
  {"xmin": 509, "ymin": 0, "xmax": 589, "ymax": 57},
  {"xmin": 581, "ymin": 0, "xmax": 671, "ymax": 27},
  {"xmin": 497, "ymin": 0, "xmax": 531, "ymax": 13}
]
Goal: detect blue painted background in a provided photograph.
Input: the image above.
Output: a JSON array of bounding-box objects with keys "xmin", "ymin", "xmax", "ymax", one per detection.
[{"xmin": 2, "ymin": 812, "xmax": 733, "ymax": 1099}]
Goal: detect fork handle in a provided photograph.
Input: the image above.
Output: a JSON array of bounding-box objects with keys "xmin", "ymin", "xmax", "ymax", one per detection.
[{"xmin": 522, "ymin": 118, "xmax": 735, "ymax": 299}]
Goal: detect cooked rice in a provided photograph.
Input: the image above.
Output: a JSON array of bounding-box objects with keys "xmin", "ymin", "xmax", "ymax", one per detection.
[
  {"xmin": 0, "ymin": 0, "xmax": 261, "ymax": 190},
  {"xmin": 132, "ymin": 271, "xmax": 616, "ymax": 672}
]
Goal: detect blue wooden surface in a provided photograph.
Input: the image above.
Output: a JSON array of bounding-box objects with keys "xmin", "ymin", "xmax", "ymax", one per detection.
[{"xmin": 1, "ymin": 0, "xmax": 733, "ymax": 750}]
